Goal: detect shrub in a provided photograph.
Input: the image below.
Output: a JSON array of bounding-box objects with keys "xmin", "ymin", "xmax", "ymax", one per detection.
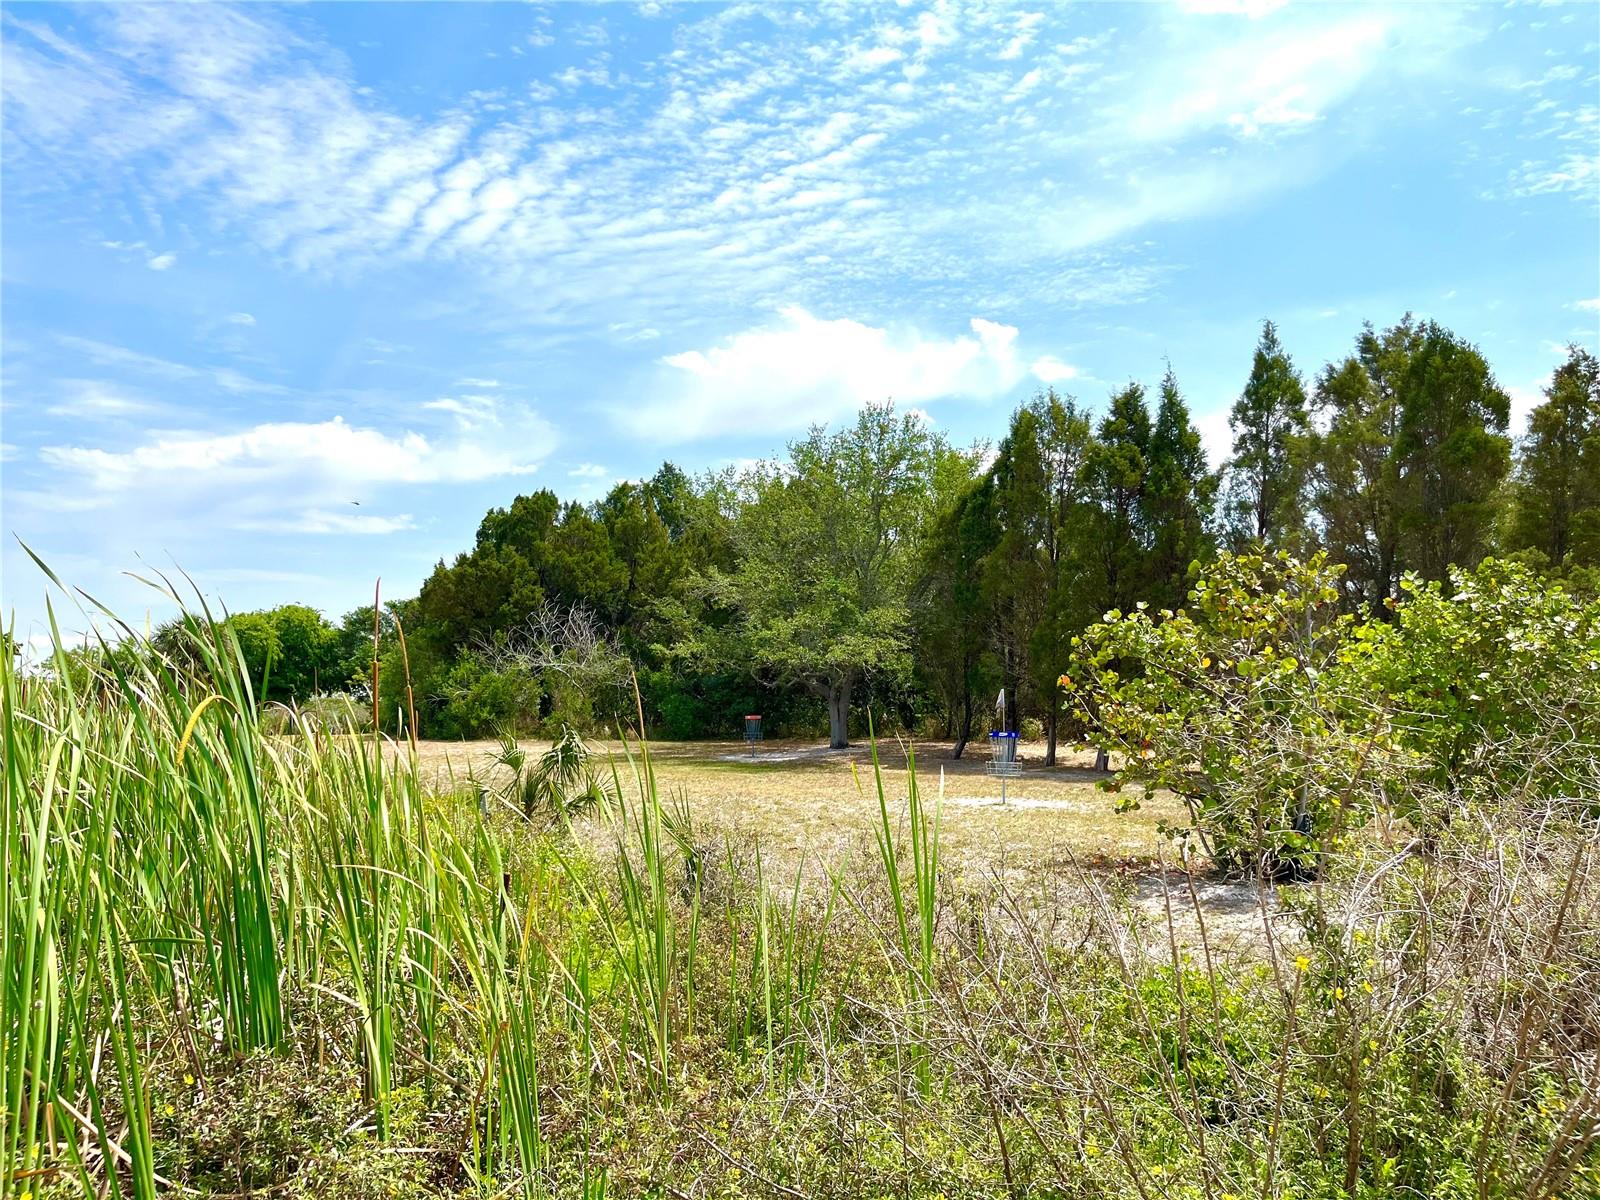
[
  {"xmin": 1068, "ymin": 551, "xmax": 1376, "ymax": 876},
  {"xmin": 1348, "ymin": 557, "xmax": 1600, "ymax": 826},
  {"xmin": 434, "ymin": 652, "xmax": 540, "ymax": 738}
]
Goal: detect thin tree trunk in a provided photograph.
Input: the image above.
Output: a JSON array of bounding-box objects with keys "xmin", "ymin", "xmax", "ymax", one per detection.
[
  {"xmin": 827, "ymin": 676, "xmax": 851, "ymax": 749},
  {"xmin": 1373, "ymin": 543, "xmax": 1397, "ymax": 622},
  {"xmin": 1044, "ymin": 706, "xmax": 1058, "ymax": 768},
  {"xmin": 952, "ymin": 686, "xmax": 973, "ymax": 760}
]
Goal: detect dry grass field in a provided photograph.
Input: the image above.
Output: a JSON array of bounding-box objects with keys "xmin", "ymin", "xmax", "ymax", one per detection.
[
  {"xmin": 409, "ymin": 734, "xmax": 1189, "ymax": 871},
  {"xmin": 406, "ymin": 733, "xmax": 1284, "ymax": 953}
]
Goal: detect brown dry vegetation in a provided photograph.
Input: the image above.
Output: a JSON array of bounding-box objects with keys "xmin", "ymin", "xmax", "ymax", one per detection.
[{"xmin": 408, "ymin": 735, "xmax": 1187, "ymax": 871}]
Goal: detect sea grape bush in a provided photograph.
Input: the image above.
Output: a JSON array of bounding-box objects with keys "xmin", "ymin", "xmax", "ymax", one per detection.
[{"xmin": 1069, "ymin": 552, "xmax": 1600, "ymax": 873}]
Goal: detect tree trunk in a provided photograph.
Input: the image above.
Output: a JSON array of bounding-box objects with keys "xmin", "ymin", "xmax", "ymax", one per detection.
[
  {"xmin": 1094, "ymin": 746, "xmax": 1110, "ymax": 772},
  {"xmin": 952, "ymin": 687, "xmax": 973, "ymax": 760},
  {"xmin": 1002, "ymin": 663, "xmax": 1019, "ymax": 734},
  {"xmin": 1372, "ymin": 543, "xmax": 1397, "ymax": 622},
  {"xmin": 827, "ymin": 676, "xmax": 851, "ymax": 749},
  {"xmin": 1044, "ymin": 707, "xmax": 1058, "ymax": 768}
]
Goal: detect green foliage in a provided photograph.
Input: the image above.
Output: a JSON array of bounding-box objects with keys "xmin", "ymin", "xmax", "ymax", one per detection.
[
  {"xmin": 435, "ymin": 651, "xmax": 541, "ymax": 738},
  {"xmin": 169, "ymin": 602, "xmax": 347, "ymax": 705},
  {"xmin": 1393, "ymin": 320, "xmax": 1512, "ymax": 581},
  {"xmin": 710, "ymin": 402, "xmax": 940, "ymax": 747},
  {"xmin": 1068, "ymin": 551, "xmax": 1366, "ymax": 875},
  {"xmin": 1348, "ymin": 557, "xmax": 1600, "ymax": 817},
  {"xmin": 1225, "ymin": 319, "xmax": 1312, "ymax": 549},
  {"xmin": 1311, "ymin": 325, "xmax": 1406, "ymax": 618},
  {"xmin": 1507, "ymin": 344, "xmax": 1600, "ymax": 569},
  {"xmin": 915, "ymin": 473, "xmax": 999, "ymax": 751},
  {"xmin": 493, "ymin": 725, "xmax": 618, "ymax": 819},
  {"xmin": 1143, "ymin": 367, "xmax": 1218, "ymax": 611},
  {"xmin": 1082, "ymin": 381, "xmax": 1155, "ymax": 617}
]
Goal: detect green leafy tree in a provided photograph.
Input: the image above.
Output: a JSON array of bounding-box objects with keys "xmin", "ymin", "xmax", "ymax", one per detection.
[
  {"xmin": 596, "ymin": 479, "xmax": 679, "ymax": 643},
  {"xmin": 213, "ymin": 604, "xmax": 342, "ymax": 705},
  {"xmin": 916, "ymin": 474, "xmax": 999, "ymax": 757},
  {"xmin": 1393, "ymin": 321, "xmax": 1511, "ymax": 582},
  {"xmin": 1224, "ymin": 320, "xmax": 1311, "ymax": 550},
  {"xmin": 1507, "ymin": 345, "xmax": 1600, "ymax": 569},
  {"xmin": 1026, "ymin": 390, "xmax": 1097, "ymax": 764},
  {"xmin": 985, "ymin": 404, "xmax": 1052, "ymax": 735},
  {"xmin": 1141, "ymin": 366, "xmax": 1218, "ymax": 611},
  {"xmin": 1310, "ymin": 321, "xmax": 1412, "ymax": 618},
  {"xmin": 1082, "ymin": 383, "xmax": 1153, "ymax": 616},
  {"xmin": 713, "ymin": 403, "xmax": 939, "ymax": 748}
]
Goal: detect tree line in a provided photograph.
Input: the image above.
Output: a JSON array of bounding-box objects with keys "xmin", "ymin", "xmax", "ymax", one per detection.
[{"xmin": 192, "ymin": 317, "xmax": 1599, "ymax": 748}]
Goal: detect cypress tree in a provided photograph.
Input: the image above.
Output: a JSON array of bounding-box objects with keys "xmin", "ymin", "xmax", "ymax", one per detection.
[
  {"xmin": 1224, "ymin": 320, "xmax": 1311, "ymax": 550},
  {"xmin": 1508, "ymin": 345, "xmax": 1600, "ymax": 568},
  {"xmin": 1142, "ymin": 366, "xmax": 1218, "ymax": 610}
]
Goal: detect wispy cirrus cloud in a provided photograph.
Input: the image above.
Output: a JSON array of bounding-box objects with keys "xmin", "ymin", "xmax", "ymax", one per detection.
[
  {"xmin": 44, "ymin": 379, "xmax": 160, "ymax": 419},
  {"xmin": 0, "ymin": 0, "xmax": 1508, "ymax": 328},
  {"xmin": 54, "ymin": 334, "xmax": 286, "ymax": 395}
]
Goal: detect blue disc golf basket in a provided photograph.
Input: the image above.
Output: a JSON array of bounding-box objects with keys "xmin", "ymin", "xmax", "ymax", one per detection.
[
  {"xmin": 744, "ymin": 714, "xmax": 763, "ymax": 757},
  {"xmin": 987, "ymin": 730, "xmax": 1021, "ymax": 804}
]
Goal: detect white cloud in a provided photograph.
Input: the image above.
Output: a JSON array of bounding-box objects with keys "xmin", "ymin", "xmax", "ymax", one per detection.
[
  {"xmin": 1508, "ymin": 152, "xmax": 1597, "ymax": 197},
  {"xmin": 55, "ymin": 334, "xmax": 286, "ymax": 395},
  {"xmin": 1574, "ymin": 298, "xmax": 1600, "ymax": 313},
  {"xmin": 45, "ymin": 379, "xmax": 158, "ymax": 418},
  {"xmin": 1194, "ymin": 405, "xmax": 1234, "ymax": 470},
  {"xmin": 39, "ymin": 404, "xmax": 555, "ymax": 534},
  {"xmin": 1030, "ymin": 356, "xmax": 1079, "ymax": 384},
  {"xmin": 146, "ymin": 252, "xmax": 176, "ymax": 270},
  {"xmin": 241, "ymin": 510, "xmax": 416, "ymax": 535},
  {"xmin": 842, "ymin": 44, "xmax": 903, "ymax": 73},
  {"xmin": 1178, "ymin": 0, "xmax": 1289, "ymax": 17},
  {"xmin": 628, "ymin": 307, "xmax": 1031, "ymax": 442},
  {"xmin": 457, "ymin": 376, "xmax": 501, "ymax": 388},
  {"xmin": 1228, "ymin": 84, "xmax": 1317, "ymax": 136},
  {"xmin": 43, "ymin": 416, "xmax": 538, "ymax": 489},
  {"xmin": 226, "ymin": 312, "xmax": 256, "ymax": 326},
  {"xmin": 1123, "ymin": 11, "xmax": 1397, "ymax": 146},
  {"xmin": 422, "ymin": 393, "xmax": 504, "ymax": 429},
  {"xmin": 998, "ymin": 12, "xmax": 1045, "ymax": 60},
  {"xmin": 1005, "ymin": 68, "xmax": 1043, "ymax": 103},
  {"xmin": 568, "ymin": 462, "xmax": 608, "ymax": 478}
]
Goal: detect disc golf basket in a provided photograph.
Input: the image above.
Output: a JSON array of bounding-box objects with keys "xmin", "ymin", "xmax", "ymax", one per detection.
[
  {"xmin": 987, "ymin": 730, "xmax": 1021, "ymax": 804},
  {"xmin": 743, "ymin": 714, "xmax": 763, "ymax": 757}
]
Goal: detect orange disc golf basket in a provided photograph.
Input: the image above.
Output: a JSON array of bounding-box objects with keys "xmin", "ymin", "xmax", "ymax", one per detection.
[{"xmin": 743, "ymin": 714, "xmax": 763, "ymax": 758}]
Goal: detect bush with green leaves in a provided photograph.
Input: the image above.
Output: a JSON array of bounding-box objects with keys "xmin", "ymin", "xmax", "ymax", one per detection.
[
  {"xmin": 433, "ymin": 651, "xmax": 540, "ymax": 738},
  {"xmin": 1070, "ymin": 551, "xmax": 1600, "ymax": 874},
  {"xmin": 1066, "ymin": 551, "xmax": 1382, "ymax": 876},
  {"xmin": 1346, "ymin": 557, "xmax": 1600, "ymax": 824}
]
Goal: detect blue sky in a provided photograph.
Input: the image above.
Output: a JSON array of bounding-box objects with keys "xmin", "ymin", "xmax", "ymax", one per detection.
[{"xmin": 2, "ymin": 0, "xmax": 1597, "ymax": 648}]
